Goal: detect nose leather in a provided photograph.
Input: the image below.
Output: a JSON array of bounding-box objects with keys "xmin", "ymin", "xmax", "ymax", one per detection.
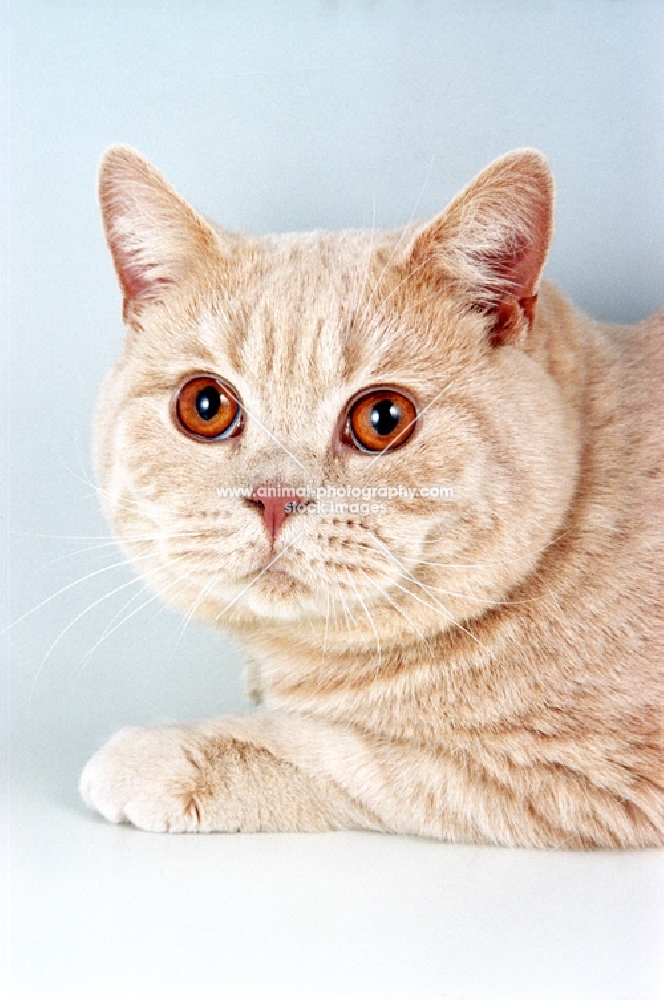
[{"xmin": 250, "ymin": 485, "xmax": 294, "ymax": 543}]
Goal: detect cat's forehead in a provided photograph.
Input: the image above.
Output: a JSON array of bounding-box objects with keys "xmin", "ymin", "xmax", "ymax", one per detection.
[
  {"xmin": 237, "ymin": 228, "xmax": 391, "ymax": 315},
  {"xmin": 193, "ymin": 228, "xmax": 404, "ymax": 404}
]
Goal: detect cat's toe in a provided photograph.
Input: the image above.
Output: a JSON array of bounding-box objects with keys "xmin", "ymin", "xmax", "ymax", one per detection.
[{"xmin": 80, "ymin": 725, "xmax": 208, "ymax": 832}]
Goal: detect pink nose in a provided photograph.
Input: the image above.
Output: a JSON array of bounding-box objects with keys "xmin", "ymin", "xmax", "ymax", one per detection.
[{"xmin": 250, "ymin": 485, "xmax": 294, "ymax": 543}]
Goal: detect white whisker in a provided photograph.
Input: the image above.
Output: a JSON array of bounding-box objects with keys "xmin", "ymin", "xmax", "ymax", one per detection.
[
  {"xmin": 28, "ymin": 551, "xmax": 189, "ymax": 708},
  {"xmin": 320, "ymin": 586, "xmax": 331, "ymax": 669},
  {"xmin": 359, "ymin": 244, "xmax": 438, "ymax": 345},
  {"xmin": 366, "ymin": 531, "xmax": 495, "ymax": 660},
  {"xmin": 365, "ymin": 379, "xmax": 455, "ymax": 469},
  {"xmin": 359, "ymin": 567, "xmax": 434, "ymax": 656},
  {"xmin": 420, "ymin": 580, "xmax": 543, "ymax": 608},
  {"xmin": 171, "ymin": 569, "xmax": 221, "ymax": 655},
  {"xmin": 39, "ymin": 528, "xmax": 221, "ymax": 567},
  {"xmin": 214, "ymin": 530, "xmax": 306, "ymax": 622},
  {"xmin": 350, "ymin": 193, "xmax": 377, "ymax": 329},
  {"xmin": 344, "ymin": 566, "xmax": 382, "ymax": 670},
  {"xmin": 356, "ymin": 154, "xmax": 436, "ymax": 334},
  {"xmin": 77, "ymin": 557, "xmax": 198, "ymax": 672},
  {"xmin": 7, "ymin": 547, "xmax": 161, "ymax": 633},
  {"xmin": 335, "ymin": 580, "xmax": 355, "ymax": 644}
]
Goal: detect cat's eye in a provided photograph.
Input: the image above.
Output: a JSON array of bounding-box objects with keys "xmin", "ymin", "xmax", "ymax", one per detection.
[
  {"xmin": 342, "ymin": 388, "xmax": 417, "ymax": 453},
  {"xmin": 175, "ymin": 375, "xmax": 242, "ymax": 440}
]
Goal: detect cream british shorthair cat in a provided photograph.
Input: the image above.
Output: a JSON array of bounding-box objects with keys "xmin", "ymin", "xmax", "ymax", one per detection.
[{"xmin": 80, "ymin": 147, "xmax": 663, "ymax": 847}]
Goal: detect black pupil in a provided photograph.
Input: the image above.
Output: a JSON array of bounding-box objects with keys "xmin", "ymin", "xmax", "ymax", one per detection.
[
  {"xmin": 370, "ymin": 399, "xmax": 400, "ymax": 436},
  {"xmin": 196, "ymin": 386, "xmax": 221, "ymax": 421}
]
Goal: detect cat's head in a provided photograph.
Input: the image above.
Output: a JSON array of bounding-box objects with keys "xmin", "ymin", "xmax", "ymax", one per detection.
[{"xmin": 94, "ymin": 146, "xmax": 579, "ymax": 645}]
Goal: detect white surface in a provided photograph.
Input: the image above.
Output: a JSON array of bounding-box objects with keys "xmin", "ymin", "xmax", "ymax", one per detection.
[
  {"xmin": 4, "ymin": 2, "xmax": 664, "ymax": 998},
  {"xmin": 10, "ymin": 792, "xmax": 664, "ymax": 1000}
]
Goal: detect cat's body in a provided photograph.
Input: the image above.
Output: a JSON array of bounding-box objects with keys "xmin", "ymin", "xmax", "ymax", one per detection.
[{"xmin": 81, "ymin": 148, "xmax": 664, "ymax": 847}]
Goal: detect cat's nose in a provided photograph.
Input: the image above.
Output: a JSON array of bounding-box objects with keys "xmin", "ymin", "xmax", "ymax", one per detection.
[{"xmin": 247, "ymin": 484, "xmax": 295, "ymax": 543}]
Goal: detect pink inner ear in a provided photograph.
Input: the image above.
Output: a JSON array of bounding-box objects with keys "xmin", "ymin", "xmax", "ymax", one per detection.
[
  {"xmin": 481, "ymin": 233, "xmax": 545, "ymax": 302},
  {"xmin": 112, "ymin": 236, "xmax": 176, "ymax": 307},
  {"xmin": 125, "ymin": 266, "xmax": 174, "ymax": 303},
  {"xmin": 121, "ymin": 275, "xmax": 174, "ymax": 322},
  {"xmin": 481, "ymin": 231, "xmax": 548, "ymax": 345},
  {"xmin": 510, "ymin": 245, "xmax": 541, "ymax": 298}
]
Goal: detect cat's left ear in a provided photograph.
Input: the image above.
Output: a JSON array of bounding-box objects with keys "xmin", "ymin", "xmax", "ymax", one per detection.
[{"xmin": 408, "ymin": 149, "xmax": 554, "ymax": 346}]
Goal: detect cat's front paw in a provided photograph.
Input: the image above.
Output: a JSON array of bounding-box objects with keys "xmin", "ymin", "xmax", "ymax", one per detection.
[{"xmin": 80, "ymin": 725, "xmax": 213, "ymax": 832}]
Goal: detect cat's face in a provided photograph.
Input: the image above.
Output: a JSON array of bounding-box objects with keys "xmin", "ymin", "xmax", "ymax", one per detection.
[{"xmin": 95, "ymin": 148, "xmax": 580, "ymax": 641}]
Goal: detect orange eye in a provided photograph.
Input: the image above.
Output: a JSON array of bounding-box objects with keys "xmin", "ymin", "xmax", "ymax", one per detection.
[
  {"xmin": 343, "ymin": 388, "xmax": 417, "ymax": 453},
  {"xmin": 175, "ymin": 376, "xmax": 242, "ymax": 440}
]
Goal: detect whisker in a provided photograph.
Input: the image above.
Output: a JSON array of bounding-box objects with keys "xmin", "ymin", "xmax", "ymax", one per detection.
[
  {"xmin": 320, "ymin": 586, "xmax": 331, "ymax": 669},
  {"xmin": 85, "ymin": 576, "xmax": 152, "ymax": 643},
  {"xmin": 415, "ymin": 528, "xmax": 572, "ymax": 577},
  {"xmin": 170, "ymin": 568, "xmax": 222, "ymax": 655},
  {"xmin": 11, "ymin": 531, "xmax": 120, "ymax": 541},
  {"xmin": 215, "ymin": 530, "xmax": 306, "ymax": 623},
  {"xmin": 358, "ymin": 241, "xmax": 437, "ymax": 344},
  {"xmin": 71, "ymin": 557, "xmax": 194, "ymax": 684},
  {"xmin": 335, "ymin": 580, "xmax": 355, "ymax": 644},
  {"xmin": 350, "ymin": 192, "xmax": 377, "ymax": 331},
  {"xmin": 14, "ymin": 526, "xmax": 231, "ymax": 620},
  {"xmin": 359, "ymin": 567, "xmax": 434, "ymax": 656},
  {"xmin": 59, "ymin": 458, "xmax": 148, "ymax": 513},
  {"xmin": 416, "ymin": 558, "xmax": 519, "ymax": 569},
  {"xmin": 232, "ymin": 394, "xmax": 307, "ymax": 474},
  {"xmin": 73, "ymin": 555, "xmax": 198, "ymax": 679},
  {"xmin": 28, "ymin": 552, "xmax": 188, "ymax": 708},
  {"xmin": 365, "ymin": 378, "xmax": 455, "ymax": 470},
  {"xmin": 330, "ymin": 582, "xmax": 339, "ymax": 632},
  {"xmin": 420, "ymin": 581, "xmax": 544, "ymax": 608},
  {"xmin": 39, "ymin": 529, "xmax": 221, "ymax": 567},
  {"xmin": 67, "ymin": 446, "xmax": 157, "ymax": 516},
  {"xmin": 344, "ymin": 566, "xmax": 382, "ymax": 670},
  {"xmin": 366, "ymin": 531, "xmax": 495, "ymax": 660},
  {"xmin": 15, "ymin": 526, "xmax": 224, "ymax": 544},
  {"xmin": 357, "ymin": 254, "xmax": 446, "ymax": 365},
  {"xmin": 6, "ymin": 547, "xmax": 160, "ymax": 633},
  {"xmin": 356, "ymin": 154, "xmax": 436, "ymax": 333}
]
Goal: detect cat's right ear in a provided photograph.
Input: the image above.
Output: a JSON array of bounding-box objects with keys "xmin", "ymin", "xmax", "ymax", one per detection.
[{"xmin": 98, "ymin": 146, "xmax": 220, "ymax": 324}]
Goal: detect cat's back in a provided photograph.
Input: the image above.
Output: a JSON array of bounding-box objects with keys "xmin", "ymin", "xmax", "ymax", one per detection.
[
  {"xmin": 527, "ymin": 286, "xmax": 663, "ymax": 680},
  {"xmin": 585, "ymin": 303, "xmax": 664, "ymax": 667},
  {"xmin": 621, "ymin": 306, "xmax": 664, "ymax": 451},
  {"xmin": 600, "ymin": 305, "xmax": 664, "ymax": 505}
]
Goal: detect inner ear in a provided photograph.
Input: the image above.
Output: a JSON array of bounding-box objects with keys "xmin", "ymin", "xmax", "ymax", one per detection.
[
  {"xmin": 490, "ymin": 293, "xmax": 538, "ymax": 348},
  {"xmin": 408, "ymin": 148, "xmax": 554, "ymax": 347}
]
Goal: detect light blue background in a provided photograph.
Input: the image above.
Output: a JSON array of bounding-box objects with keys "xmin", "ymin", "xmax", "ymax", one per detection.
[{"xmin": 5, "ymin": 2, "xmax": 664, "ymax": 998}]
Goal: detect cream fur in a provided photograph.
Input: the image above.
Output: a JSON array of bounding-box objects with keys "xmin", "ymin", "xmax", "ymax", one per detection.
[{"xmin": 81, "ymin": 147, "xmax": 664, "ymax": 848}]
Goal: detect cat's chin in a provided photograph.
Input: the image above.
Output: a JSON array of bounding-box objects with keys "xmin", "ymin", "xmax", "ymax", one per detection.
[{"xmin": 239, "ymin": 570, "xmax": 320, "ymax": 621}]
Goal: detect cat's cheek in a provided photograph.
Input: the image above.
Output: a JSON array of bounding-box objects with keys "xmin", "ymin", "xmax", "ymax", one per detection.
[{"xmin": 79, "ymin": 726, "xmax": 214, "ymax": 833}]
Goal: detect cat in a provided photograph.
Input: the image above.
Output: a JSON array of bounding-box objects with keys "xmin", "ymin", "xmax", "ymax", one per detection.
[{"xmin": 80, "ymin": 146, "xmax": 664, "ymax": 848}]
